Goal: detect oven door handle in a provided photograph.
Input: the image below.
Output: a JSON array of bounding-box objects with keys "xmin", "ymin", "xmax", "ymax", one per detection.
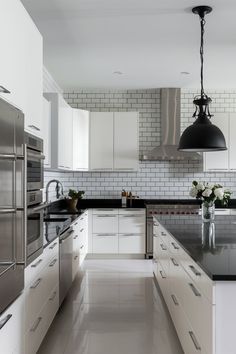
[{"xmin": 27, "ymin": 151, "xmax": 45, "ymax": 160}]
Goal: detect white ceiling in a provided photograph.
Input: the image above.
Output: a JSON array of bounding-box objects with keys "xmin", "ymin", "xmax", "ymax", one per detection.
[{"xmin": 21, "ymin": 0, "xmax": 236, "ymax": 90}]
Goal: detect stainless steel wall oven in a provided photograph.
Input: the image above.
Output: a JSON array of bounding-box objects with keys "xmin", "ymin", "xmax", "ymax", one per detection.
[{"xmin": 25, "ymin": 132, "xmax": 44, "ymax": 191}]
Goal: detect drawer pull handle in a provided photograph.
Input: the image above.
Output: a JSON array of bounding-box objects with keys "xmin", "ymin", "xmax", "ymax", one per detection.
[
  {"xmin": 80, "ymin": 245, "xmax": 84, "ymax": 249},
  {"xmin": 160, "ymin": 243, "xmax": 167, "ymax": 251},
  {"xmin": 171, "ymin": 258, "xmax": 179, "ymax": 266},
  {"xmin": 171, "ymin": 294, "xmax": 179, "ymax": 306},
  {"xmin": 171, "ymin": 242, "xmax": 179, "ymax": 250},
  {"xmin": 74, "ymin": 255, "xmax": 79, "ymax": 260},
  {"xmin": 49, "ymin": 291, "xmax": 57, "ymax": 301},
  {"xmin": 160, "ymin": 270, "xmax": 166, "ymax": 279},
  {"xmin": 30, "ymin": 317, "xmax": 42, "ymax": 332},
  {"xmin": 189, "ymin": 283, "xmax": 201, "ymax": 297},
  {"xmin": 189, "ymin": 265, "xmax": 201, "ymax": 276},
  {"xmin": 31, "ymin": 258, "xmax": 43, "ymax": 268},
  {"xmin": 30, "ymin": 278, "xmax": 42, "ymax": 289},
  {"xmin": 73, "ymin": 235, "xmax": 79, "ymax": 239},
  {"xmin": 97, "ymin": 215, "xmax": 116, "ymax": 217},
  {"xmin": 28, "ymin": 124, "xmax": 40, "ymax": 131},
  {"xmin": 49, "ymin": 259, "xmax": 57, "ymax": 267},
  {"xmin": 0, "ymin": 314, "xmax": 12, "ymax": 330},
  {"xmin": 161, "ymin": 231, "xmax": 166, "ymax": 236},
  {"xmin": 189, "ymin": 331, "xmax": 201, "ymax": 351},
  {"xmin": 153, "ymin": 222, "xmax": 159, "ymax": 226},
  {"xmin": 74, "ymin": 222, "xmax": 78, "ymax": 225},
  {"xmin": 49, "ymin": 242, "xmax": 57, "ymax": 250},
  {"xmin": 0, "ymin": 85, "xmax": 10, "ymax": 94},
  {"xmin": 96, "ymin": 234, "xmax": 116, "ymax": 237},
  {"xmin": 80, "ymin": 228, "xmax": 84, "ymax": 232},
  {"xmin": 153, "ymin": 234, "xmax": 158, "ymax": 238},
  {"xmin": 153, "ymin": 258, "xmax": 158, "ymax": 264}
]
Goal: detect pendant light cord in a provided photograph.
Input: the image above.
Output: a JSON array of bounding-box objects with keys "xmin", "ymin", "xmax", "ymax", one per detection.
[{"xmin": 200, "ymin": 17, "xmax": 206, "ymax": 97}]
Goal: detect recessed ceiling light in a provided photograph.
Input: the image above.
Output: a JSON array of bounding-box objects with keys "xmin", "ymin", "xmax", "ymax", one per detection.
[
  {"xmin": 181, "ymin": 71, "xmax": 190, "ymax": 75},
  {"xmin": 113, "ymin": 71, "xmax": 123, "ymax": 75}
]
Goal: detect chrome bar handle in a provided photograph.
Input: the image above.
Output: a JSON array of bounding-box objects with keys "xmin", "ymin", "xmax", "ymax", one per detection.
[
  {"xmin": 30, "ymin": 317, "xmax": 42, "ymax": 332},
  {"xmin": 160, "ymin": 270, "xmax": 166, "ymax": 279},
  {"xmin": 49, "ymin": 259, "xmax": 57, "ymax": 267},
  {"xmin": 74, "ymin": 255, "xmax": 79, "ymax": 260},
  {"xmin": 171, "ymin": 258, "xmax": 179, "ymax": 266},
  {"xmin": 31, "ymin": 258, "xmax": 43, "ymax": 268},
  {"xmin": 49, "ymin": 291, "xmax": 57, "ymax": 301},
  {"xmin": 189, "ymin": 331, "xmax": 201, "ymax": 351},
  {"xmin": 161, "ymin": 231, "xmax": 166, "ymax": 236},
  {"xmin": 80, "ymin": 228, "xmax": 84, "ymax": 232},
  {"xmin": 30, "ymin": 278, "xmax": 42, "ymax": 289},
  {"xmin": 189, "ymin": 283, "xmax": 201, "ymax": 297},
  {"xmin": 0, "ymin": 314, "xmax": 12, "ymax": 330},
  {"xmin": 28, "ymin": 124, "xmax": 40, "ymax": 131},
  {"xmin": 171, "ymin": 242, "xmax": 179, "ymax": 250},
  {"xmin": 160, "ymin": 244, "xmax": 167, "ymax": 251},
  {"xmin": 171, "ymin": 294, "xmax": 179, "ymax": 306},
  {"xmin": 73, "ymin": 235, "xmax": 79, "ymax": 240},
  {"xmin": 189, "ymin": 265, "xmax": 201, "ymax": 276},
  {"xmin": 80, "ymin": 245, "xmax": 84, "ymax": 249},
  {"xmin": 49, "ymin": 242, "xmax": 57, "ymax": 250}
]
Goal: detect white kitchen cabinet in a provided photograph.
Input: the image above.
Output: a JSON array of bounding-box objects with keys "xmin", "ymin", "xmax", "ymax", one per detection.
[
  {"xmin": 72, "ymin": 109, "xmax": 89, "ymax": 170},
  {"xmin": 42, "ymin": 96, "xmax": 51, "ymax": 167},
  {"xmin": 114, "ymin": 112, "xmax": 139, "ymax": 170},
  {"xmin": 0, "ymin": 293, "xmax": 25, "ymax": 354},
  {"xmin": 119, "ymin": 235, "xmax": 145, "ymax": 253},
  {"xmin": 89, "ymin": 112, "xmax": 114, "ymax": 170},
  {"xmin": 45, "ymin": 93, "xmax": 73, "ymax": 170},
  {"xmin": 0, "ymin": 0, "xmax": 43, "ymax": 137},
  {"xmin": 118, "ymin": 214, "xmax": 145, "ymax": 234},
  {"xmin": 92, "ymin": 234, "xmax": 119, "ymax": 253},
  {"xmin": 204, "ymin": 113, "xmax": 236, "ymax": 171}
]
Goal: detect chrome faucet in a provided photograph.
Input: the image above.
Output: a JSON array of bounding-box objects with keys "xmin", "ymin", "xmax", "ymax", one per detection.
[{"xmin": 45, "ymin": 179, "xmax": 64, "ymax": 203}]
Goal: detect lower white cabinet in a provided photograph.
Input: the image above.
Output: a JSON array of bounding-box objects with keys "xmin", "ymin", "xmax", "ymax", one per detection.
[
  {"xmin": 72, "ymin": 212, "xmax": 88, "ymax": 279},
  {"xmin": 24, "ymin": 239, "xmax": 59, "ymax": 354},
  {"xmin": 153, "ymin": 219, "xmax": 214, "ymax": 354},
  {"xmin": 90, "ymin": 208, "xmax": 145, "ymax": 254},
  {"xmin": 0, "ymin": 293, "xmax": 25, "ymax": 354}
]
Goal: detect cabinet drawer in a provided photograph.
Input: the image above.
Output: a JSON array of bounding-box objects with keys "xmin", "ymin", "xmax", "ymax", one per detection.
[
  {"xmin": 25, "ymin": 256, "xmax": 59, "ymax": 330},
  {"xmin": 93, "ymin": 214, "xmax": 118, "ymax": 233},
  {"xmin": 0, "ymin": 294, "xmax": 24, "ymax": 354},
  {"xmin": 118, "ymin": 208, "xmax": 145, "ymax": 215},
  {"xmin": 118, "ymin": 214, "xmax": 145, "ymax": 234},
  {"xmin": 156, "ymin": 237, "xmax": 169, "ymax": 275},
  {"xmin": 92, "ymin": 208, "xmax": 118, "ymax": 215},
  {"xmin": 43, "ymin": 238, "xmax": 59, "ymax": 264},
  {"xmin": 26, "ymin": 284, "xmax": 59, "ymax": 354},
  {"xmin": 92, "ymin": 234, "xmax": 118, "ymax": 253},
  {"xmin": 119, "ymin": 234, "xmax": 145, "ymax": 253},
  {"xmin": 156, "ymin": 261, "xmax": 169, "ymax": 299}
]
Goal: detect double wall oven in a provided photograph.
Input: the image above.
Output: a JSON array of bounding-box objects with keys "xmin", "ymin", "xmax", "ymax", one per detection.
[{"xmin": 25, "ymin": 133, "xmax": 45, "ymax": 265}]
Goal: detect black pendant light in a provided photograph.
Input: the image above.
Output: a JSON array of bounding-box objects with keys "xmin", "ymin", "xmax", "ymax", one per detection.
[{"xmin": 178, "ymin": 6, "xmax": 227, "ymax": 152}]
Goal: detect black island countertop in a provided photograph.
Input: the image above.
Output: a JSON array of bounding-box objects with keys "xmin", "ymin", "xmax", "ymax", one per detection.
[{"xmin": 154, "ymin": 214, "xmax": 236, "ymax": 281}]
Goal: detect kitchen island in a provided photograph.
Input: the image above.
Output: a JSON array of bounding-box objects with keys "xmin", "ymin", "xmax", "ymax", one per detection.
[{"xmin": 153, "ymin": 214, "xmax": 236, "ymax": 354}]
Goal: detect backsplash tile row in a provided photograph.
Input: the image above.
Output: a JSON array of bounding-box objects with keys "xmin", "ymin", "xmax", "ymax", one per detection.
[{"xmin": 44, "ymin": 88, "xmax": 236, "ymax": 200}]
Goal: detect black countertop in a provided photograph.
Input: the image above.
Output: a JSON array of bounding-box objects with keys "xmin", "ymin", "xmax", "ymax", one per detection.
[{"xmin": 155, "ymin": 214, "xmax": 236, "ymax": 281}]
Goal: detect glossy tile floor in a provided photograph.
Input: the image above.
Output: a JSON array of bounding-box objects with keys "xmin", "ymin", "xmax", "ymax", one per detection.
[{"xmin": 37, "ymin": 260, "xmax": 183, "ymax": 354}]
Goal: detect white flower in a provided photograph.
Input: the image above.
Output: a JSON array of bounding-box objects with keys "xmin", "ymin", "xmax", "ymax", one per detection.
[
  {"xmin": 189, "ymin": 187, "xmax": 198, "ymax": 198},
  {"xmin": 196, "ymin": 182, "xmax": 204, "ymax": 191},
  {"xmin": 202, "ymin": 188, "xmax": 212, "ymax": 197},
  {"xmin": 214, "ymin": 187, "xmax": 224, "ymax": 200}
]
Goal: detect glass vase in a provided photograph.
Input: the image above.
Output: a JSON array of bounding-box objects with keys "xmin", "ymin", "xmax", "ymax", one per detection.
[{"xmin": 202, "ymin": 201, "xmax": 215, "ymax": 222}]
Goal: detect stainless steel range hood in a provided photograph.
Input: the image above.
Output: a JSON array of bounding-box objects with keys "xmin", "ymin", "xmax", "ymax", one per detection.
[{"xmin": 142, "ymin": 88, "xmax": 201, "ymax": 161}]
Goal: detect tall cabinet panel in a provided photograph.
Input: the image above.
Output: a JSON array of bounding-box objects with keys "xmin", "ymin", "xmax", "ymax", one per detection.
[
  {"xmin": 204, "ymin": 113, "xmax": 229, "ymax": 171},
  {"xmin": 89, "ymin": 112, "xmax": 114, "ymax": 170},
  {"xmin": 73, "ymin": 109, "xmax": 89, "ymax": 170},
  {"xmin": 114, "ymin": 112, "xmax": 139, "ymax": 170}
]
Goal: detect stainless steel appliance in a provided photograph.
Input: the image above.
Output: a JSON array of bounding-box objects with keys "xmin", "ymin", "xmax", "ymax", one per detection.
[
  {"xmin": 59, "ymin": 225, "xmax": 73, "ymax": 306},
  {"xmin": 0, "ymin": 98, "xmax": 25, "ymax": 314},
  {"xmin": 26, "ymin": 190, "xmax": 44, "ymax": 265},
  {"xmin": 25, "ymin": 132, "xmax": 44, "ymax": 191},
  {"xmin": 146, "ymin": 204, "xmax": 200, "ymax": 258}
]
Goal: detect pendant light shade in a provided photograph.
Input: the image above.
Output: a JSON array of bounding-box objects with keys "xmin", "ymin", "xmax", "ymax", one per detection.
[{"xmin": 178, "ymin": 6, "xmax": 227, "ymax": 152}]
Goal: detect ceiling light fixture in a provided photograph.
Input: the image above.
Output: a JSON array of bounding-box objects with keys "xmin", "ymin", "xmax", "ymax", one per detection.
[{"xmin": 178, "ymin": 6, "xmax": 227, "ymax": 152}]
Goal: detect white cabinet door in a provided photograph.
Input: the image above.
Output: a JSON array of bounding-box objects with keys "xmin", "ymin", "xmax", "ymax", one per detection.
[
  {"xmin": 119, "ymin": 235, "xmax": 145, "ymax": 253},
  {"xmin": 92, "ymin": 214, "xmax": 118, "ymax": 234},
  {"xmin": 118, "ymin": 214, "xmax": 145, "ymax": 234},
  {"xmin": 58, "ymin": 96, "xmax": 73, "ymax": 170},
  {"xmin": 73, "ymin": 109, "xmax": 89, "ymax": 170},
  {"xmin": 114, "ymin": 112, "xmax": 139, "ymax": 170},
  {"xmin": 229, "ymin": 113, "xmax": 236, "ymax": 170},
  {"xmin": 42, "ymin": 97, "xmax": 51, "ymax": 167},
  {"xmin": 89, "ymin": 112, "xmax": 113, "ymax": 170},
  {"xmin": 204, "ymin": 113, "xmax": 229, "ymax": 171},
  {"xmin": 93, "ymin": 234, "xmax": 118, "ymax": 253}
]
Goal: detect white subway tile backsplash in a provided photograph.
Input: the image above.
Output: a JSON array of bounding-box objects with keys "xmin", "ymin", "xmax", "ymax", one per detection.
[{"xmin": 44, "ymin": 88, "xmax": 236, "ymax": 200}]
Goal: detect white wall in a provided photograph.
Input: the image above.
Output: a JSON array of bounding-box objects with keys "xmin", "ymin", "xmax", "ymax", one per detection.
[{"xmin": 44, "ymin": 88, "xmax": 236, "ymax": 200}]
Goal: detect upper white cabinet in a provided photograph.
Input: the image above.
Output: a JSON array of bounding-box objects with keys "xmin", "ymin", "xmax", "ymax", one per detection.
[
  {"xmin": 89, "ymin": 112, "xmax": 114, "ymax": 170},
  {"xmin": 0, "ymin": 0, "xmax": 43, "ymax": 137},
  {"xmin": 89, "ymin": 111, "xmax": 139, "ymax": 171},
  {"xmin": 72, "ymin": 109, "xmax": 89, "ymax": 170},
  {"xmin": 42, "ymin": 97, "xmax": 51, "ymax": 168},
  {"xmin": 114, "ymin": 112, "xmax": 139, "ymax": 170},
  {"xmin": 204, "ymin": 113, "xmax": 236, "ymax": 171},
  {"xmin": 58, "ymin": 95, "xmax": 73, "ymax": 170}
]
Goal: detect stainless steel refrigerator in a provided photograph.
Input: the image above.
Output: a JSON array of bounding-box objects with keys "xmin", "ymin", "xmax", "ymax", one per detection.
[{"xmin": 0, "ymin": 97, "xmax": 25, "ymax": 314}]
